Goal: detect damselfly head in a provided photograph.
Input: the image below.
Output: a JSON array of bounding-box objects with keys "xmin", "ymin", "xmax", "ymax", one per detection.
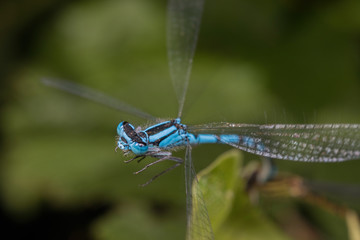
[
  {"xmin": 117, "ymin": 137, "xmax": 130, "ymax": 152},
  {"xmin": 116, "ymin": 121, "xmax": 149, "ymax": 155},
  {"xmin": 117, "ymin": 121, "xmax": 128, "ymax": 137}
]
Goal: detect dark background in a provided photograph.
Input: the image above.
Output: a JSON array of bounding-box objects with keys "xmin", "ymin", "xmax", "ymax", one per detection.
[{"xmin": 1, "ymin": 0, "xmax": 360, "ymax": 239}]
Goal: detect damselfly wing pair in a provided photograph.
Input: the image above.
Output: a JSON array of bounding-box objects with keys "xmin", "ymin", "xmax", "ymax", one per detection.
[{"xmin": 43, "ymin": 0, "xmax": 360, "ymax": 239}]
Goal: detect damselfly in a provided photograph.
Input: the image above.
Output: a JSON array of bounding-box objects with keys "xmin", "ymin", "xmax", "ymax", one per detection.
[{"xmin": 43, "ymin": 0, "xmax": 360, "ymax": 239}]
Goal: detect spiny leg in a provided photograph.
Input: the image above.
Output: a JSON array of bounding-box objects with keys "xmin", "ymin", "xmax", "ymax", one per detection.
[
  {"xmin": 137, "ymin": 156, "xmax": 146, "ymax": 163},
  {"xmin": 134, "ymin": 156, "xmax": 182, "ymax": 174},
  {"xmin": 137, "ymin": 156, "xmax": 184, "ymax": 187},
  {"xmin": 124, "ymin": 155, "xmax": 145, "ymax": 163},
  {"xmin": 139, "ymin": 161, "xmax": 183, "ymax": 187},
  {"xmin": 125, "ymin": 152, "xmax": 184, "ymax": 186}
]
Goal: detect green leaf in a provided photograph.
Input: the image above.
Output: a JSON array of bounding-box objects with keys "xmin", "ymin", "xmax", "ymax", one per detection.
[
  {"xmin": 195, "ymin": 149, "xmax": 241, "ymax": 233},
  {"xmin": 195, "ymin": 150, "xmax": 290, "ymax": 240}
]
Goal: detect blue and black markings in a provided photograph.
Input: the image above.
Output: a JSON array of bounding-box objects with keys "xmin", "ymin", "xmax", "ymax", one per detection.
[{"xmin": 117, "ymin": 118, "xmax": 256, "ymax": 156}]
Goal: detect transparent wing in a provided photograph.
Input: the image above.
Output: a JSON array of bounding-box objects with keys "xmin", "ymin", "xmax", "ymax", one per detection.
[
  {"xmin": 188, "ymin": 123, "xmax": 360, "ymax": 162},
  {"xmin": 167, "ymin": 0, "xmax": 204, "ymax": 118},
  {"xmin": 185, "ymin": 144, "xmax": 214, "ymax": 240},
  {"xmin": 42, "ymin": 78, "xmax": 156, "ymax": 121}
]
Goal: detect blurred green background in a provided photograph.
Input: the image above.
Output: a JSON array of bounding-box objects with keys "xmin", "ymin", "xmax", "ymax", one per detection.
[{"xmin": 1, "ymin": 0, "xmax": 360, "ymax": 239}]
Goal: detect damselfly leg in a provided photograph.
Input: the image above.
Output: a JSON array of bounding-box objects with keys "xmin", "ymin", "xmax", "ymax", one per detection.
[{"xmin": 125, "ymin": 154, "xmax": 184, "ymax": 187}]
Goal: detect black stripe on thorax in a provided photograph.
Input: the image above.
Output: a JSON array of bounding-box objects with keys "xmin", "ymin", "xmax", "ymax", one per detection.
[
  {"xmin": 146, "ymin": 120, "xmax": 178, "ymax": 136},
  {"xmin": 153, "ymin": 129, "xmax": 177, "ymax": 146},
  {"xmin": 123, "ymin": 122, "xmax": 146, "ymax": 144}
]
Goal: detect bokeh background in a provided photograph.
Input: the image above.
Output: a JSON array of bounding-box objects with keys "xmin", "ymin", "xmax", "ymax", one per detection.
[{"xmin": 1, "ymin": 0, "xmax": 360, "ymax": 239}]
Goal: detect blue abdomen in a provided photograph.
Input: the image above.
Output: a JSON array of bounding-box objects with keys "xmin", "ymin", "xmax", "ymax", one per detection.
[{"xmin": 188, "ymin": 133, "xmax": 264, "ymax": 151}]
